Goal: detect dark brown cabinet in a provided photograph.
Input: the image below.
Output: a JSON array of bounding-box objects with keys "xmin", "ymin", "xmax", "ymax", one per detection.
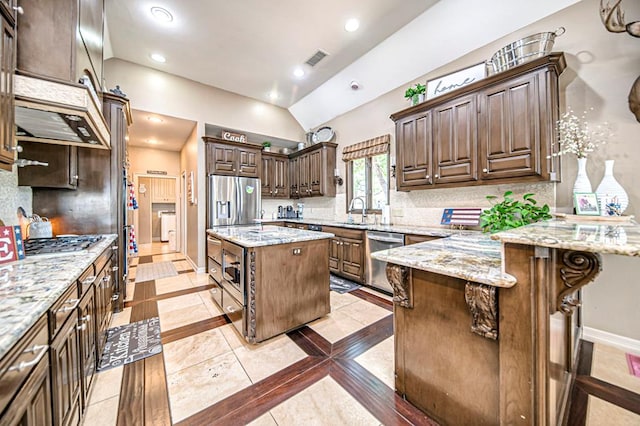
[
  {"xmin": 262, "ymin": 152, "xmax": 289, "ymax": 198},
  {"xmin": 324, "ymin": 226, "xmax": 364, "ymax": 283},
  {"xmin": 391, "ymin": 53, "xmax": 565, "ymax": 191},
  {"xmin": 78, "ymin": 282, "xmax": 97, "ymax": 409},
  {"xmin": 0, "ymin": 315, "xmax": 51, "ymax": 426},
  {"xmin": 0, "ymin": 7, "xmax": 15, "ymax": 170},
  {"xmin": 17, "ymin": 142, "xmax": 79, "ymax": 188},
  {"xmin": 16, "ymin": 0, "xmax": 104, "ymax": 89},
  {"xmin": 204, "ymin": 137, "xmax": 262, "ymax": 177},
  {"xmin": 478, "ymin": 72, "xmax": 544, "ymax": 180},
  {"xmin": 289, "ymin": 142, "xmax": 337, "ymax": 199},
  {"xmin": 50, "ymin": 309, "xmax": 82, "ymax": 426}
]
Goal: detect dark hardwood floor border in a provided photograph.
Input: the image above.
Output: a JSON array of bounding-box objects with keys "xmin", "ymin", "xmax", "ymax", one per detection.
[
  {"xmin": 126, "ymin": 283, "xmax": 217, "ymax": 308},
  {"xmin": 161, "ymin": 315, "xmax": 231, "ymax": 345},
  {"xmin": 350, "ymin": 288, "xmax": 394, "ymax": 311},
  {"xmin": 137, "ymin": 255, "xmax": 153, "ymax": 264},
  {"xmin": 331, "ymin": 315, "xmax": 393, "ymax": 359},
  {"xmin": 575, "ymin": 376, "xmax": 640, "ymax": 416},
  {"xmin": 117, "ymin": 279, "xmax": 172, "ymax": 426}
]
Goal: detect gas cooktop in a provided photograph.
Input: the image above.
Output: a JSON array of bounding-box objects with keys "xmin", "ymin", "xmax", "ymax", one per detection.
[{"xmin": 24, "ymin": 235, "xmax": 103, "ymax": 256}]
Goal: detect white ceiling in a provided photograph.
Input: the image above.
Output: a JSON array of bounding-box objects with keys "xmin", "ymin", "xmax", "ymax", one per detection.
[
  {"xmin": 106, "ymin": 0, "xmax": 581, "ymax": 148},
  {"xmin": 105, "ymin": 0, "xmax": 438, "ymax": 109},
  {"xmin": 127, "ymin": 109, "xmax": 196, "ymax": 152}
]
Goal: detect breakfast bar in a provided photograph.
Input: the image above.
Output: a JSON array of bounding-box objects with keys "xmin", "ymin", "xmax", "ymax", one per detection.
[{"xmin": 372, "ymin": 218, "xmax": 640, "ymax": 425}]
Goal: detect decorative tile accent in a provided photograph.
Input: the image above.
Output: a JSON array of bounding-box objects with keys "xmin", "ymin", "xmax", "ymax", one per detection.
[{"xmin": 0, "ymin": 169, "xmax": 32, "ymax": 226}]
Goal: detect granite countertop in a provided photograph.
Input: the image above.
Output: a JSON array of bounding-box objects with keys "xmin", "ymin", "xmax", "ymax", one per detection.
[
  {"xmin": 0, "ymin": 235, "xmax": 117, "ymax": 360},
  {"xmin": 207, "ymin": 225, "xmax": 334, "ymax": 248},
  {"xmin": 260, "ymin": 218, "xmax": 475, "ymax": 238},
  {"xmin": 492, "ymin": 218, "xmax": 640, "ymax": 256},
  {"xmin": 371, "ymin": 233, "xmax": 516, "ymax": 288}
]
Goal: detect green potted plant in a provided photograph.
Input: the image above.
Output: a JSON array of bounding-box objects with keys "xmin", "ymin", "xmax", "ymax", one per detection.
[
  {"xmin": 404, "ymin": 83, "xmax": 426, "ymax": 106},
  {"xmin": 479, "ymin": 191, "xmax": 552, "ymax": 233},
  {"xmin": 262, "ymin": 141, "xmax": 271, "ymax": 152}
]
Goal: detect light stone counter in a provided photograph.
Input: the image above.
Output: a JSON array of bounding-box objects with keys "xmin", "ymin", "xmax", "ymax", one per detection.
[
  {"xmin": 206, "ymin": 225, "xmax": 334, "ymax": 248},
  {"xmin": 0, "ymin": 235, "xmax": 117, "ymax": 360},
  {"xmin": 491, "ymin": 219, "xmax": 640, "ymax": 256},
  {"xmin": 371, "ymin": 233, "xmax": 516, "ymax": 288}
]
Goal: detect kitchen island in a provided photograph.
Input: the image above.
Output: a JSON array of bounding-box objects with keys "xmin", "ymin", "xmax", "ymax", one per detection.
[
  {"xmin": 206, "ymin": 225, "xmax": 334, "ymax": 343},
  {"xmin": 372, "ymin": 219, "xmax": 639, "ymax": 425}
]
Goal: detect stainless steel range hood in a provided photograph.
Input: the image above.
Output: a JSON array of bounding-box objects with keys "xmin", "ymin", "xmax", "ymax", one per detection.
[{"xmin": 13, "ymin": 72, "xmax": 110, "ymax": 149}]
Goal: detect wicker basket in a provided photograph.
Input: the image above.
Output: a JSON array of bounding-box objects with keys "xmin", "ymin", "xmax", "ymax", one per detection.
[{"xmin": 487, "ymin": 27, "xmax": 565, "ymax": 74}]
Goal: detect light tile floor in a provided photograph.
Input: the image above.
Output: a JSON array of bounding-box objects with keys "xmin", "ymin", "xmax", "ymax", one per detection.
[{"xmin": 83, "ymin": 242, "xmax": 640, "ymax": 425}]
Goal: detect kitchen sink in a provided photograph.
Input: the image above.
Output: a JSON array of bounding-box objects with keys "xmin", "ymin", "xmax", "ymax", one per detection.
[{"xmin": 338, "ymin": 222, "xmax": 369, "ymax": 228}]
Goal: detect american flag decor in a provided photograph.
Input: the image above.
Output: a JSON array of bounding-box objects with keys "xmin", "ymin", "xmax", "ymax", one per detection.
[
  {"xmin": 440, "ymin": 208, "xmax": 482, "ymax": 226},
  {"xmin": 0, "ymin": 226, "xmax": 26, "ymax": 264}
]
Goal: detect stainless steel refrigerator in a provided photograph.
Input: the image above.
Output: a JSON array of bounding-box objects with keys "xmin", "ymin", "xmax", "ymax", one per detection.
[{"xmin": 207, "ymin": 175, "xmax": 261, "ymax": 227}]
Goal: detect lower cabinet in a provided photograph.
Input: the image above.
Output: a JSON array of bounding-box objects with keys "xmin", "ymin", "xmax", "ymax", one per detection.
[
  {"xmin": 50, "ymin": 309, "xmax": 82, "ymax": 426},
  {"xmin": 324, "ymin": 226, "xmax": 365, "ymax": 283},
  {"xmin": 78, "ymin": 284, "xmax": 97, "ymax": 410}
]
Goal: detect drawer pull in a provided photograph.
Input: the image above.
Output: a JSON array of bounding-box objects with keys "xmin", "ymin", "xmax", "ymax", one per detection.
[
  {"xmin": 209, "ymin": 268, "xmax": 217, "ymax": 274},
  {"xmin": 102, "ymin": 276, "xmax": 111, "ymax": 287},
  {"xmin": 77, "ymin": 323, "xmax": 87, "ymax": 331},
  {"xmin": 9, "ymin": 345, "xmax": 48, "ymax": 372},
  {"xmin": 82, "ymin": 276, "xmax": 97, "ymax": 285},
  {"xmin": 58, "ymin": 298, "xmax": 80, "ymax": 313},
  {"xmin": 81, "ymin": 315, "xmax": 91, "ymax": 322},
  {"xmin": 226, "ymin": 306, "xmax": 236, "ymax": 313},
  {"xmin": 112, "ymin": 266, "xmax": 119, "ymax": 272},
  {"xmin": 111, "ymin": 245, "xmax": 118, "ymax": 251},
  {"xmin": 111, "ymin": 294, "xmax": 120, "ymax": 301}
]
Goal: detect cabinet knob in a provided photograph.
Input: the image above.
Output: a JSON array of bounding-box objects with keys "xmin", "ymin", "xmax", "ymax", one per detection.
[
  {"xmin": 434, "ymin": 174, "xmax": 439, "ymax": 178},
  {"xmin": 13, "ymin": 6, "xmax": 24, "ymax": 14},
  {"xmin": 274, "ymin": 189, "xmax": 278, "ymax": 194},
  {"xmin": 483, "ymin": 168, "xmax": 488, "ymax": 173},
  {"xmin": 426, "ymin": 175, "xmax": 430, "ymax": 179},
  {"xmin": 10, "ymin": 145, "xmax": 23, "ymax": 153}
]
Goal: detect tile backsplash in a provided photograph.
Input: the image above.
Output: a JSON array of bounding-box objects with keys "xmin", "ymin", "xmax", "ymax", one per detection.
[{"xmin": 0, "ymin": 168, "xmax": 32, "ymax": 226}]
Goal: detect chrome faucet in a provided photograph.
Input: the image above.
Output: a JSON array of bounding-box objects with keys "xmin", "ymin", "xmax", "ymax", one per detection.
[{"xmin": 349, "ymin": 196, "xmax": 367, "ymax": 224}]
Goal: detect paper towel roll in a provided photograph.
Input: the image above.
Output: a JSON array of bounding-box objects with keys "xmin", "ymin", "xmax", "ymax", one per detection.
[{"xmin": 381, "ymin": 205, "xmax": 390, "ymax": 225}]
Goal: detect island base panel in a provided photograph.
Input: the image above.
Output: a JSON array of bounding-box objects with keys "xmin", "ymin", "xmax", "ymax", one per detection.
[{"xmin": 395, "ymin": 269, "xmax": 499, "ymax": 425}]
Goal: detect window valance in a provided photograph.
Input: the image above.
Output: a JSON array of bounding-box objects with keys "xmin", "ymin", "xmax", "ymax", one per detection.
[{"xmin": 342, "ymin": 134, "xmax": 390, "ymax": 161}]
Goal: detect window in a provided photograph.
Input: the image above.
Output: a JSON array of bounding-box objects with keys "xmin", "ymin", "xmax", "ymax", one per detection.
[{"xmin": 343, "ymin": 134, "xmax": 390, "ymax": 213}]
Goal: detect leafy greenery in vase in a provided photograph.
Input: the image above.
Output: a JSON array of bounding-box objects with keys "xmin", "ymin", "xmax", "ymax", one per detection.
[
  {"xmin": 480, "ymin": 191, "xmax": 551, "ymax": 233},
  {"xmin": 404, "ymin": 83, "xmax": 426, "ymax": 103}
]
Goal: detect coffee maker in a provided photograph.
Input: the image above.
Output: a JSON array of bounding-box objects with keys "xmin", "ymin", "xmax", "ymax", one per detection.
[{"xmin": 297, "ymin": 203, "xmax": 304, "ymax": 219}]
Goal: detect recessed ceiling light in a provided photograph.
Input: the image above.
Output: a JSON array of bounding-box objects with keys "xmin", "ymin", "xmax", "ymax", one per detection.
[
  {"xmin": 293, "ymin": 67, "xmax": 305, "ymax": 78},
  {"xmin": 268, "ymin": 91, "xmax": 279, "ymax": 100},
  {"xmin": 147, "ymin": 116, "xmax": 163, "ymax": 123},
  {"xmin": 150, "ymin": 6, "xmax": 173, "ymax": 23},
  {"xmin": 151, "ymin": 53, "xmax": 166, "ymax": 63},
  {"xmin": 345, "ymin": 18, "xmax": 360, "ymax": 32},
  {"xmin": 147, "ymin": 139, "xmax": 159, "ymax": 145}
]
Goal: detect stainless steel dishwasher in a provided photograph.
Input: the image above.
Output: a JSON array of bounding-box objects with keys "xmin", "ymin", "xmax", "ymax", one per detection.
[{"xmin": 365, "ymin": 231, "xmax": 404, "ymax": 293}]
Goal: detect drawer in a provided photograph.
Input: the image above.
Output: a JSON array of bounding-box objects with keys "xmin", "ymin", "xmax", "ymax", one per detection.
[
  {"xmin": 94, "ymin": 244, "xmax": 114, "ymax": 275},
  {"xmin": 78, "ymin": 265, "xmax": 97, "ymax": 297},
  {"xmin": 49, "ymin": 283, "xmax": 80, "ymax": 339},
  {"xmin": 208, "ymin": 258, "xmax": 222, "ymax": 284},
  {"xmin": 322, "ymin": 226, "xmax": 363, "ymax": 241},
  {"xmin": 207, "ymin": 235, "xmax": 222, "ymax": 264},
  {"xmin": 221, "ymin": 288, "xmax": 244, "ymax": 337},
  {"xmin": 0, "ymin": 315, "xmax": 49, "ymax": 414},
  {"xmin": 209, "ymin": 277, "xmax": 223, "ymax": 308}
]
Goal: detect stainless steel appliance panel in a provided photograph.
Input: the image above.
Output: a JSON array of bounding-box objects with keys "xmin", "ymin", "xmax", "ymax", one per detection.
[
  {"xmin": 366, "ymin": 231, "xmax": 405, "ymax": 293},
  {"xmin": 221, "ymin": 240, "xmax": 245, "ymax": 303},
  {"xmin": 207, "ymin": 175, "xmax": 261, "ymax": 227},
  {"xmin": 222, "ymin": 288, "xmax": 245, "ymax": 336}
]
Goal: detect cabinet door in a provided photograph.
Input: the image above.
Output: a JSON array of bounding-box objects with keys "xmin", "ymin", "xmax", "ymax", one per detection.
[
  {"xmin": 478, "ymin": 73, "xmax": 541, "ymax": 180},
  {"xmin": 433, "ymin": 94, "xmax": 478, "ymax": 185},
  {"xmin": 17, "ymin": 142, "xmax": 79, "ymax": 188},
  {"xmin": 308, "ymin": 150, "xmax": 322, "ymax": 196},
  {"xmin": 396, "ymin": 112, "xmax": 432, "ymax": 189},
  {"xmin": 328, "ymin": 238, "xmax": 340, "ymax": 273},
  {"xmin": 78, "ymin": 286, "xmax": 97, "ymax": 409},
  {"xmin": 207, "ymin": 143, "xmax": 236, "ymax": 175},
  {"xmin": 0, "ymin": 350, "xmax": 52, "ymax": 426},
  {"xmin": 298, "ymin": 154, "xmax": 310, "ymax": 197},
  {"xmin": 261, "ymin": 155, "xmax": 273, "ymax": 197},
  {"xmin": 51, "ymin": 310, "xmax": 82, "ymax": 426},
  {"xmin": 273, "ymin": 156, "xmax": 289, "ymax": 198},
  {"xmin": 237, "ymin": 147, "xmax": 260, "ymax": 177},
  {"xmin": 341, "ymin": 238, "xmax": 364, "ymax": 282},
  {"xmin": 289, "ymin": 156, "xmax": 300, "ymax": 199},
  {"xmin": 0, "ymin": 15, "xmax": 15, "ymax": 169}
]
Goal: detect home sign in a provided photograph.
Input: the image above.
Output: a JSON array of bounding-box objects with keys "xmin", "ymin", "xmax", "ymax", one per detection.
[
  {"xmin": 222, "ymin": 130, "xmax": 247, "ymax": 143},
  {"xmin": 426, "ymin": 62, "xmax": 486, "ymax": 100}
]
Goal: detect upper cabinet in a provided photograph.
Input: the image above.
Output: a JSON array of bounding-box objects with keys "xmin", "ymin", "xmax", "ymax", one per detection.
[
  {"xmin": 204, "ymin": 137, "xmax": 262, "ymax": 178},
  {"xmin": 0, "ymin": 2, "xmax": 16, "ymax": 170},
  {"xmin": 262, "ymin": 152, "xmax": 289, "ymax": 199},
  {"xmin": 391, "ymin": 53, "xmax": 565, "ymax": 191},
  {"xmin": 289, "ymin": 142, "xmax": 337, "ymax": 199},
  {"xmin": 16, "ymin": 0, "xmax": 104, "ymax": 88}
]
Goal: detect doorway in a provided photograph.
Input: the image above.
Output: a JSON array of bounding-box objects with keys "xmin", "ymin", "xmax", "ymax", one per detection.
[{"xmin": 134, "ymin": 174, "xmax": 179, "ymax": 253}]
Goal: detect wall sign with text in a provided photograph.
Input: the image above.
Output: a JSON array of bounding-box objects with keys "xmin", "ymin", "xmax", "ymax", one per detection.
[
  {"xmin": 221, "ymin": 131, "xmax": 247, "ymax": 143},
  {"xmin": 426, "ymin": 62, "xmax": 486, "ymax": 100}
]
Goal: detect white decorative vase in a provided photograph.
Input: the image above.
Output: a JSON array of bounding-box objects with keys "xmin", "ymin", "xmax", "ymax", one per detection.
[
  {"xmin": 573, "ymin": 157, "xmax": 592, "ymax": 194},
  {"xmin": 595, "ymin": 160, "xmax": 629, "ymax": 215}
]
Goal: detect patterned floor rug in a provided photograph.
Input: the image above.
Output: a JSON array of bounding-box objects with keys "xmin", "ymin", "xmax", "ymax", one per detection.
[
  {"xmin": 330, "ymin": 274, "xmax": 362, "ymax": 294},
  {"xmin": 97, "ymin": 317, "xmax": 162, "ymax": 372},
  {"xmin": 135, "ymin": 261, "xmax": 178, "ymax": 282}
]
